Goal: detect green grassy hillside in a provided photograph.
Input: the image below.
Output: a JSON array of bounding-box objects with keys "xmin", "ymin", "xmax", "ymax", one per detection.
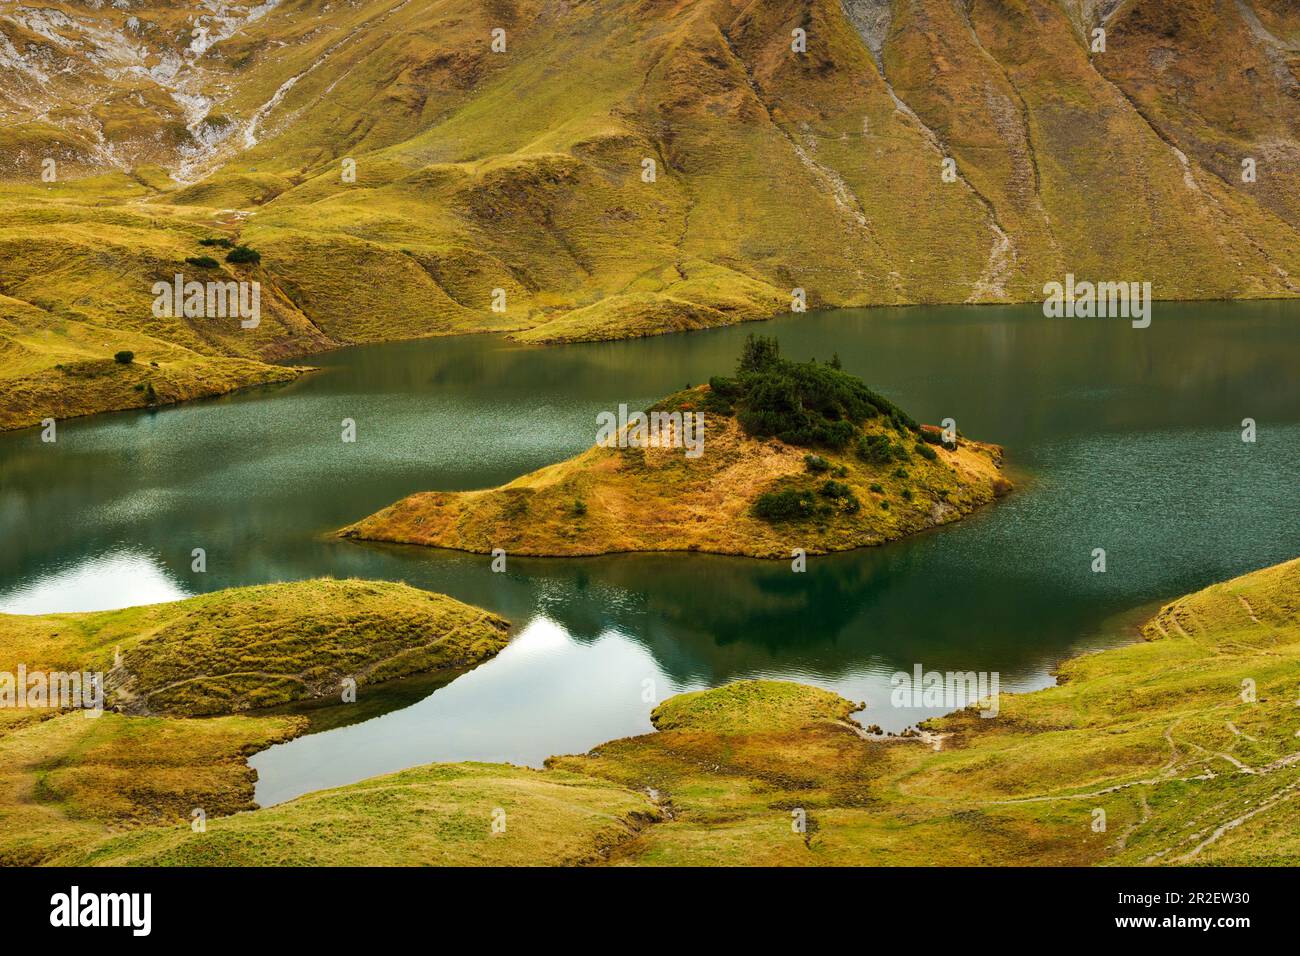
[
  {"xmin": 73, "ymin": 763, "xmax": 660, "ymax": 867},
  {"xmin": 3, "ymin": 0, "xmax": 1299, "ymax": 427},
  {"xmin": 554, "ymin": 555, "xmax": 1300, "ymax": 865}
]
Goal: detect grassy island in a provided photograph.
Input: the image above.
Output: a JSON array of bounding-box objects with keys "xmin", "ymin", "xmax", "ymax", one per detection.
[{"xmin": 341, "ymin": 337, "xmax": 1011, "ymax": 558}]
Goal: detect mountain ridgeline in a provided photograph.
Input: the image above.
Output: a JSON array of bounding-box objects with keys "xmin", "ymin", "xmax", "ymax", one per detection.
[{"xmin": 2, "ymin": 0, "xmax": 1299, "ymax": 426}]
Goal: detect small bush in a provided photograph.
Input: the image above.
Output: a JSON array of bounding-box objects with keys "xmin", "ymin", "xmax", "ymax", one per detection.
[
  {"xmin": 226, "ymin": 245, "xmax": 261, "ymax": 264},
  {"xmin": 114, "ymin": 350, "xmax": 134, "ymax": 364},
  {"xmin": 869, "ymin": 483, "xmax": 883, "ymax": 494},
  {"xmin": 901, "ymin": 488, "xmax": 913, "ymax": 501},
  {"xmin": 858, "ymin": 433, "xmax": 909, "ymax": 465},
  {"xmin": 804, "ymin": 454, "xmax": 830, "ymax": 473},
  {"xmin": 915, "ymin": 443, "xmax": 937, "ymax": 461},
  {"xmin": 753, "ymin": 489, "xmax": 816, "ymax": 522},
  {"xmin": 199, "ymin": 237, "xmax": 234, "ymax": 248},
  {"xmin": 573, "ymin": 499, "xmax": 587, "ymax": 516},
  {"xmin": 185, "ymin": 256, "xmax": 219, "ymax": 269},
  {"xmin": 819, "ymin": 480, "xmax": 852, "ymax": 499},
  {"xmin": 857, "ymin": 434, "xmax": 891, "ymax": 463},
  {"xmin": 816, "ymin": 480, "xmax": 861, "ymax": 514}
]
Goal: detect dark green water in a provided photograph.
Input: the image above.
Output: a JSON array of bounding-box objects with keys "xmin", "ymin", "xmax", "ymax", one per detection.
[{"xmin": 1, "ymin": 301, "xmax": 1296, "ymax": 805}]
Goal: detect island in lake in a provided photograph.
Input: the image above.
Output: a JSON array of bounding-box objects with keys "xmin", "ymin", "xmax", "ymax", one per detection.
[{"xmin": 342, "ymin": 337, "xmax": 1011, "ymax": 558}]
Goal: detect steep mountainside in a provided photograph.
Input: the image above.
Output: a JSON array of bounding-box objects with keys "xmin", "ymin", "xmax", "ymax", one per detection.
[{"xmin": 2, "ymin": 0, "xmax": 1299, "ymax": 425}]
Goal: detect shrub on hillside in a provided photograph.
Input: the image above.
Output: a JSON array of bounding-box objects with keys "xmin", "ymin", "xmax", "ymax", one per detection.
[
  {"xmin": 857, "ymin": 433, "xmax": 909, "ymax": 465},
  {"xmin": 819, "ymin": 479, "xmax": 861, "ymax": 513},
  {"xmin": 738, "ymin": 333, "xmax": 781, "ymax": 372},
  {"xmin": 819, "ymin": 480, "xmax": 853, "ymax": 499},
  {"xmin": 226, "ymin": 245, "xmax": 261, "ymax": 265},
  {"xmin": 753, "ymin": 489, "xmax": 816, "ymax": 522},
  {"xmin": 185, "ymin": 256, "xmax": 219, "ymax": 269},
  {"xmin": 114, "ymin": 350, "xmax": 134, "ymax": 364}
]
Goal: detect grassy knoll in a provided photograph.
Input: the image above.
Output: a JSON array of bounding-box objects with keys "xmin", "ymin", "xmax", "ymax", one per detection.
[
  {"xmin": 0, "ymin": 579, "xmax": 512, "ymax": 864},
  {"xmin": 0, "ymin": 711, "xmax": 302, "ymax": 866},
  {"xmin": 341, "ymin": 341, "xmax": 1009, "ymax": 557},
  {"xmin": 0, "ymin": 294, "xmax": 303, "ymax": 430},
  {"xmin": 2, "ymin": 579, "xmax": 510, "ymax": 716},
  {"xmin": 49, "ymin": 555, "xmax": 1300, "ymax": 866},
  {"xmin": 0, "ymin": 202, "xmax": 313, "ymax": 430}
]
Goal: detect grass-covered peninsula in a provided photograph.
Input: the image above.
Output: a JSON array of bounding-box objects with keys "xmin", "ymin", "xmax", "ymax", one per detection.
[
  {"xmin": 36, "ymin": 554, "xmax": 1300, "ymax": 867},
  {"xmin": 2, "ymin": 578, "xmax": 509, "ymax": 717},
  {"xmin": 0, "ymin": 578, "xmax": 510, "ymax": 864},
  {"xmin": 341, "ymin": 338, "xmax": 1010, "ymax": 557}
]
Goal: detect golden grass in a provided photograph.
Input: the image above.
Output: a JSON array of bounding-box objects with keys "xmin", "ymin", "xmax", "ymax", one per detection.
[
  {"xmin": 0, "ymin": 577, "xmax": 512, "ymax": 864},
  {"xmin": 71, "ymin": 763, "xmax": 659, "ymax": 867}
]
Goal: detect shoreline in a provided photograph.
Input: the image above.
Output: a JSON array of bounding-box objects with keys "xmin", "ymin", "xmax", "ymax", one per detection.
[
  {"xmin": 0, "ymin": 364, "xmax": 313, "ymax": 435},
  {"xmin": 337, "ymin": 484, "xmax": 1009, "ymax": 561},
  {"xmin": 6, "ymin": 291, "xmax": 1298, "ymax": 434}
]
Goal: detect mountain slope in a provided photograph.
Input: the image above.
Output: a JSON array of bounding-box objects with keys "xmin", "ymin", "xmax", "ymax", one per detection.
[{"xmin": 2, "ymin": 0, "xmax": 1298, "ymax": 426}]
